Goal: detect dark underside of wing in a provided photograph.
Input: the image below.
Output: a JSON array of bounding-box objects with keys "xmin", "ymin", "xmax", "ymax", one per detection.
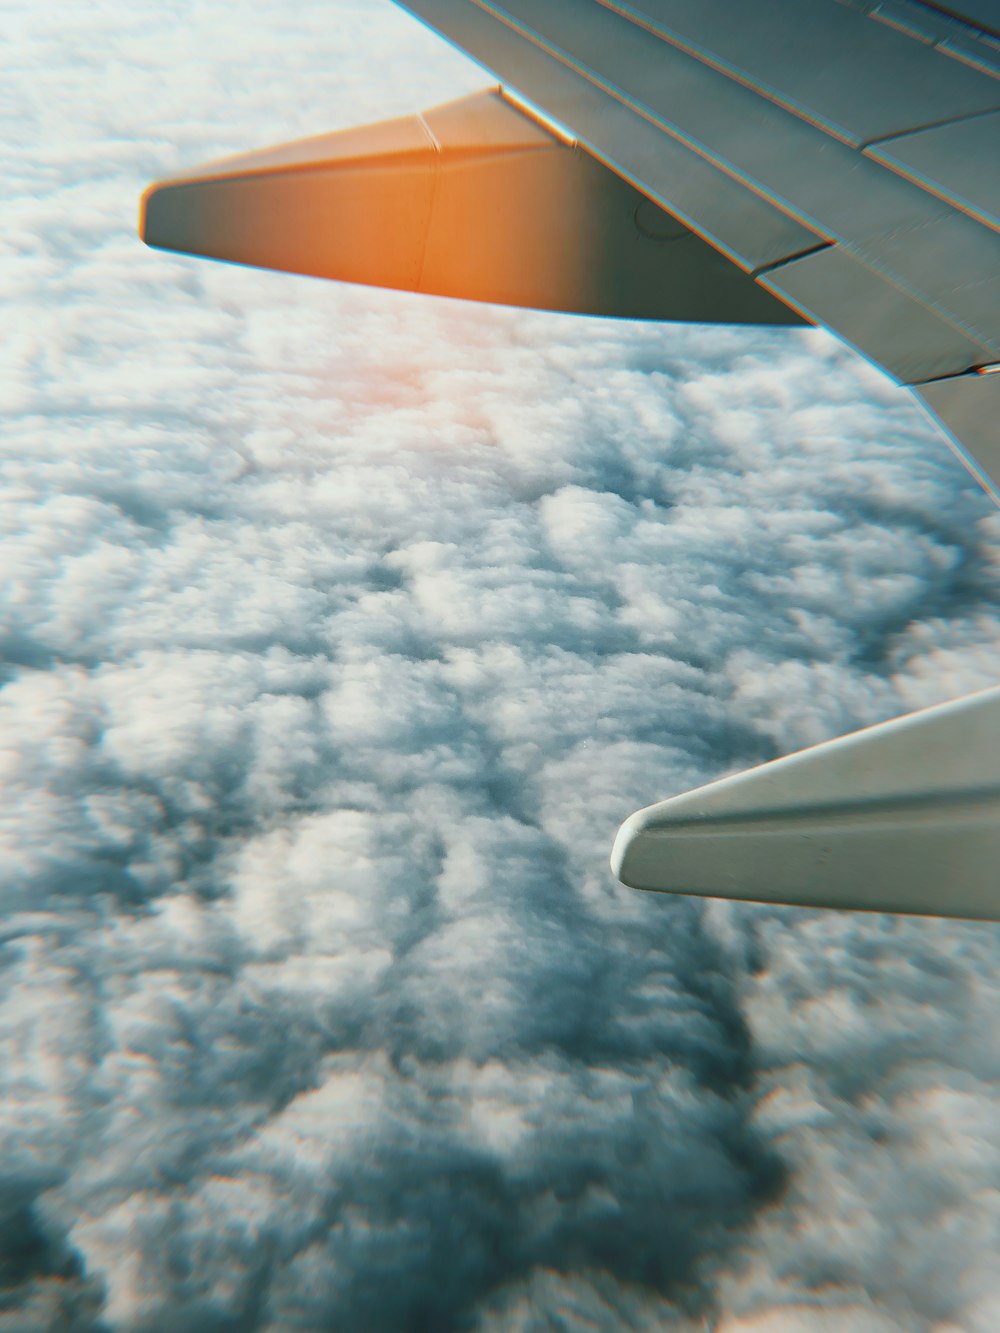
[{"xmin": 392, "ymin": 0, "xmax": 1000, "ymax": 498}]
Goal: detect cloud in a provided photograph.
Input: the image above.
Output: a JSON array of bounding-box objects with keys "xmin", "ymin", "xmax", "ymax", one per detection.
[{"xmin": 3, "ymin": 0, "xmax": 1000, "ymax": 1330}]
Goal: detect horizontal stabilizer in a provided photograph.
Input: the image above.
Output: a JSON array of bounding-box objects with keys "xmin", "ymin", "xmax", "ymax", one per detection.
[
  {"xmin": 611, "ymin": 686, "xmax": 1000, "ymax": 919},
  {"xmin": 140, "ymin": 89, "xmax": 803, "ymax": 324}
]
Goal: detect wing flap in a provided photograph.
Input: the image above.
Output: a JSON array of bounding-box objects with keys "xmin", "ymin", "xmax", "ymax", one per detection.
[
  {"xmin": 866, "ymin": 111, "xmax": 1000, "ymax": 234},
  {"xmin": 604, "ymin": 0, "xmax": 1000, "ymax": 146},
  {"xmin": 758, "ymin": 244, "xmax": 992, "ymax": 384}
]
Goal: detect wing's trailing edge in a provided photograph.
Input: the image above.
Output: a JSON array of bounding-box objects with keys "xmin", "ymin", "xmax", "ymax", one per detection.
[{"xmin": 612, "ymin": 687, "xmax": 1000, "ymax": 920}]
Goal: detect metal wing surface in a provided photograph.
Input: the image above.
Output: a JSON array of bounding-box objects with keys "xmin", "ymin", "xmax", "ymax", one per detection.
[{"xmin": 394, "ymin": 0, "xmax": 1000, "ymax": 499}]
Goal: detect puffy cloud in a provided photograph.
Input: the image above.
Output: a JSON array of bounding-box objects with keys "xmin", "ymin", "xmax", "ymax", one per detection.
[{"xmin": 3, "ymin": 0, "xmax": 1000, "ymax": 1329}]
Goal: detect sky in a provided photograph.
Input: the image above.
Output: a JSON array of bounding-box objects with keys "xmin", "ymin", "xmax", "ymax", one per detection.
[{"xmin": 3, "ymin": 1, "xmax": 1000, "ymax": 1329}]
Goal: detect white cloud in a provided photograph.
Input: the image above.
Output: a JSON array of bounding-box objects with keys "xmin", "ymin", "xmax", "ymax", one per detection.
[{"xmin": 3, "ymin": 0, "xmax": 1000, "ymax": 1329}]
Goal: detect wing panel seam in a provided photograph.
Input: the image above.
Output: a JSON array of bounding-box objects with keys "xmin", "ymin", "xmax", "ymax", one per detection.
[
  {"xmin": 859, "ymin": 103, "xmax": 1000, "ymax": 149},
  {"xmin": 751, "ymin": 241, "xmax": 836, "ymax": 278}
]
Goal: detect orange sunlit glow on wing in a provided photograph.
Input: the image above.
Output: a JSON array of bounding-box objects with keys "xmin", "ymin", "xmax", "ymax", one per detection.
[{"xmin": 140, "ymin": 89, "xmax": 804, "ymax": 325}]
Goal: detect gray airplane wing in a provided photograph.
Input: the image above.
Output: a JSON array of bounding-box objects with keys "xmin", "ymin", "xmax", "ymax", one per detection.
[
  {"xmin": 142, "ymin": 0, "xmax": 1000, "ymax": 493},
  {"xmin": 140, "ymin": 0, "xmax": 1000, "ymax": 917},
  {"xmin": 389, "ymin": 0, "xmax": 1000, "ymax": 498}
]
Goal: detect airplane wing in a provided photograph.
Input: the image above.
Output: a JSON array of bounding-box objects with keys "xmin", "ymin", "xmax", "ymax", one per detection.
[
  {"xmin": 140, "ymin": 0, "xmax": 1000, "ymax": 918},
  {"xmin": 384, "ymin": 0, "xmax": 1000, "ymax": 497}
]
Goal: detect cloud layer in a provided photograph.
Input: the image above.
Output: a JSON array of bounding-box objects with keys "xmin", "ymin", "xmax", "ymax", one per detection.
[{"xmin": 3, "ymin": 1, "xmax": 1000, "ymax": 1329}]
